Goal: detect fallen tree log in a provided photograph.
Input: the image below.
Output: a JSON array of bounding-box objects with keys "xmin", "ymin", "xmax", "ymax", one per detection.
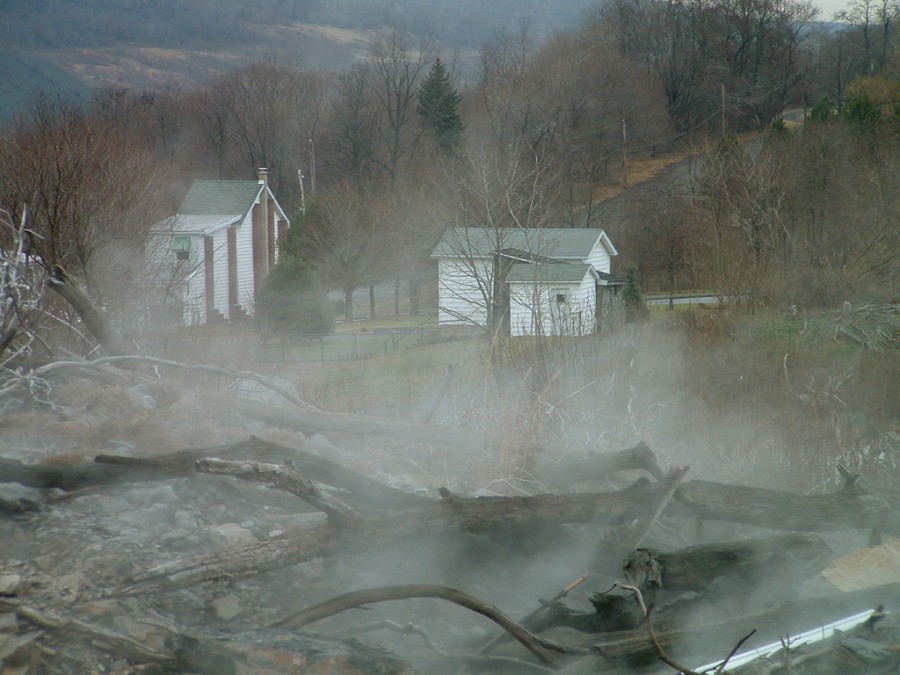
[
  {"xmin": 671, "ymin": 470, "xmax": 900, "ymax": 536},
  {"xmin": 623, "ymin": 533, "xmax": 832, "ymax": 592},
  {"xmin": 0, "ymin": 598, "xmax": 415, "ymax": 675},
  {"xmin": 121, "ymin": 463, "xmax": 900, "ymax": 594},
  {"xmin": 121, "ymin": 466, "xmax": 660, "ymax": 593},
  {"xmin": 539, "ymin": 442, "xmax": 665, "ymax": 490},
  {"xmin": 523, "ymin": 534, "xmax": 831, "ymax": 636},
  {"xmin": 0, "ymin": 437, "xmax": 429, "ymax": 510}
]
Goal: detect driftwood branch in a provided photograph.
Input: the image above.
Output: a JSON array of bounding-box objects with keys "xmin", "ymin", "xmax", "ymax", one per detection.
[
  {"xmin": 1, "ymin": 437, "xmax": 428, "ymax": 511},
  {"xmin": 586, "ymin": 581, "xmax": 900, "ymax": 668},
  {"xmin": 334, "ymin": 620, "xmax": 555, "ymax": 673},
  {"xmin": 540, "ymin": 442, "xmax": 665, "ymax": 489},
  {"xmin": 0, "ymin": 598, "xmax": 174, "ymax": 665},
  {"xmin": 623, "ymin": 533, "xmax": 830, "ymax": 592},
  {"xmin": 672, "ymin": 478, "xmax": 900, "ymax": 534},
  {"xmin": 45, "ymin": 265, "xmax": 135, "ymax": 357},
  {"xmin": 616, "ymin": 465, "xmax": 689, "ymax": 553},
  {"xmin": 237, "ymin": 400, "xmax": 471, "ymax": 448},
  {"xmin": 195, "ymin": 457, "xmax": 362, "ymax": 523},
  {"xmin": 612, "ymin": 583, "xmax": 702, "ymax": 675},
  {"xmin": 270, "ymin": 584, "xmax": 572, "ymax": 666}
]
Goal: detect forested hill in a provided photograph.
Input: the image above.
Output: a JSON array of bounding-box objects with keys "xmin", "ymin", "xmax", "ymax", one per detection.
[
  {"xmin": 0, "ymin": 0, "xmax": 591, "ymax": 124},
  {"xmin": 0, "ymin": 0, "xmax": 592, "ymax": 49}
]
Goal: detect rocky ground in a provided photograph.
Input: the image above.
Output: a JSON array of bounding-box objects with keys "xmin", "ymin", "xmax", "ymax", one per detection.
[{"xmin": 2, "ymin": 372, "xmax": 900, "ymax": 674}]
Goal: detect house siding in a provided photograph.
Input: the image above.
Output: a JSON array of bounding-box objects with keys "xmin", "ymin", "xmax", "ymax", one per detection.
[
  {"xmin": 509, "ymin": 273, "xmax": 596, "ymax": 336},
  {"xmin": 432, "ymin": 227, "xmax": 616, "ymax": 336},
  {"xmin": 211, "ymin": 229, "xmax": 230, "ymax": 320},
  {"xmin": 585, "ymin": 240, "xmax": 612, "ymax": 274},
  {"xmin": 235, "ymin": 212, "xmax": 255, "ymax": 315},
  {"xmin": 437, "ymin": 257, "xmax": 492, "ymax": 326}
]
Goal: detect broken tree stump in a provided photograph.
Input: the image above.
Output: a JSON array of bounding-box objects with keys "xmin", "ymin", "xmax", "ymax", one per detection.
[{"xmin": 623, "ymin": 533, "xmax": 832, "ymax": 592}]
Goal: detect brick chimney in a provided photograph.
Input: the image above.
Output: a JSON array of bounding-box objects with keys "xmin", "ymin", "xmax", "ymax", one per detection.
[{"xmin": 252, "ymin": 167, "xmax": 270, "ymax": 292}]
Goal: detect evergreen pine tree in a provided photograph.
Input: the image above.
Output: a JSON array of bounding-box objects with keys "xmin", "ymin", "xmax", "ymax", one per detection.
[
  {"xmin": 417, "ymin": 57, "xmax": 463, "ymax": 153},
  {"xmin": 623, "ymin": 264, "xmax": 647, "ymax": 322}
]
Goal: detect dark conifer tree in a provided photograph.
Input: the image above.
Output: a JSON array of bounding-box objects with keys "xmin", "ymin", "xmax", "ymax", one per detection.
[{"xmin": 416, "ymin": 57, "xmax": 463, "ymax": 153}]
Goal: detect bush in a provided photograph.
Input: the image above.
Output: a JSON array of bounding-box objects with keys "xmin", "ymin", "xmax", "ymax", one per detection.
[
  {"xmin": 623, "ymin": 265, "xmax": 647, "ymax": 322},
  {"xmin": 255, "ymin": 256, "xmax": 334, "ymax": 336}
]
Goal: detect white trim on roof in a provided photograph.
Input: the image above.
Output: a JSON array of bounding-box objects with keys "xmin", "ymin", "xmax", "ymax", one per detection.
[{"xmin": 152, "ymin": 214, "xmax": 242, "ymax": 236}]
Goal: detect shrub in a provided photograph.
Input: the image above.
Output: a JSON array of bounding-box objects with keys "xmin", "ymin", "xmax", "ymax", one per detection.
[{"xmin": 255, "ymin": 256, "xmax": 334, "ymax": 335}]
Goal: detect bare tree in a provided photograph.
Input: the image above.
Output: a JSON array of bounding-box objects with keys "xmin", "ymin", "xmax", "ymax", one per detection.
[
  {"xmin": 0, "ymin": 209, "xmax": 45, "ymax": 366},
  {"xmin": 209, "ymin": 60, "xmax": 328, "ymax": 204},
  {"xmin": 321, "ymin": 65, "xmax": 382, "ymax": 189},
  {"xmin": 0, "ymin": 96, "xmax": 168, "ymax": 304},
  {"xmin": 368, "ymin": 28, "xmax": 436, "ymax": 184}
]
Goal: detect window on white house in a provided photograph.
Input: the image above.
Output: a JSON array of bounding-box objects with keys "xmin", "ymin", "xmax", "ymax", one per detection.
[
  {"xmin": 555, "ymin": 292, "xmax": 567, "ymax": 304},
  {"xmin": 172, "ymin": 236, "xmax": 191, "ymax": 261}
]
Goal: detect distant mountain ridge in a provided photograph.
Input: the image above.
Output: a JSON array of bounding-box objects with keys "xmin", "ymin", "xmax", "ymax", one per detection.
[{"xmin": 0, "ymin": 0, "xmax": 592, "ymax": 125}]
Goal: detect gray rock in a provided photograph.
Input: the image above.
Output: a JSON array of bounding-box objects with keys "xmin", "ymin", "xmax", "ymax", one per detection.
[
  {"xmin": 210, "ymin": 593, "xmax": 243, "ymax": 621},
  {"xmin": 208, "ymin": 523, "xmax": 259, "ymax": 551},
  {"xmin": 0, "ymin": 631, "xmax": 38, "ymax": 672},
  {"xmin": 0, "ymin": 613, "xmax": 18, "ymax": 633},
  {"xmin": 0, "ymin": 575, "xmax": 22, "ymax": 596},
  {"xmin": 0, "ymin": 483, "xmax": 42, "ymax": 512}
]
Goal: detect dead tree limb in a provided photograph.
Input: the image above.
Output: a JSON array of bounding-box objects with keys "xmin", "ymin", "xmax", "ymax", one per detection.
[
  {"xmin": 334, "ymin": 620, "xmax": 555, "ymax": 673},
  {"xmin": 622, "ymin": 533, "xmax": 831, "ymax": 592},
  {"xmin": 0, "ymin": 437, "xmax": 427, "ymax": 512},
  {"xmin": 672, "ymin": 477, "xmax": 900, "ymax": 535},
  {"xmin": 45, "ymin": 265, "xmax": 135, "ymax": 357},
  {"xmin": 270, "ymin": 584, "xmax": 573, "ymax": 666},
  {"xmin": 195, "ymin": 457, "xmax": 362, "ymax": 523},
  {"xmin": 43, "ymin": 354, "xmax": 319, "ymax": 411},
  {"xmin": 474, "ymin": 574, "xmax": 591, "ymax": 658},
  {"xmin": 0, "ymin": 598, "xmax": 174, "ymax": 665},
  {"xmin": 540, "ymin": 442, "xmax": 665, "ymax": 490},
  {"xmin": 585, "ymin": 581, "xmax": 900, "ymax": 669},
  {"xmin": 616, "ymin": 466, "xmax": 689, "ymax": 552},
  {"xmin": 237, "ymin": 400, "xmax": 472, "ymax": 448}
]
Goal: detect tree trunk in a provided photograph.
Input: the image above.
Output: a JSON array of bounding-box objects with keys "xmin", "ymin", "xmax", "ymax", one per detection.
[
  {"xmin": 409, "ymin": 277, "xmax": 419, "ymax": 316},
  {"xmin": 343, "ymin": 288, "xmax": 353, "ymax": 322},
  {"xmin": 46, "ymin": 265, "xmax": 135, "ymax": 357}
]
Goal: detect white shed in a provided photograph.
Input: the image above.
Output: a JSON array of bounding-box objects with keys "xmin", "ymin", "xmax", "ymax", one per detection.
[{"xmin": 431, "ymin": 227, "xmax": 621, "ymax": 336}]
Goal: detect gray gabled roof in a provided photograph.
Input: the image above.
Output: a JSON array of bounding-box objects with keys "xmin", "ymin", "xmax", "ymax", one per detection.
[
  {"xmin": 506, "ymin": 262, "xmax": 595, "ymax": 284},
  {"xmin": 432, "ymin": 227, "xmax": 616, "ymax": 259},
  {"xmin": 179, "ymin": 180, "xmax": 264, "ymax": 220}
]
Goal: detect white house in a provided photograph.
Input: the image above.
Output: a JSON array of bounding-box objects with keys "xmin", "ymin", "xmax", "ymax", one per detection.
[
  {"xmin": 431, "ymin": 227, "xmax": 622, "ymax": 336},
  {"xmin": 147, "ymin": 169, "xmax": 289, "ymax": 326}
]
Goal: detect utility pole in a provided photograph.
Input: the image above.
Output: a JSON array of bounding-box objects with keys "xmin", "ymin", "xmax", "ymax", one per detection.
[
  {"xmin": 297, "ymin": 169, "xmax": 306, "ymax": 214},
  {"xmin": 621, "ymin": 118, "xmax": 628, "ymax": 189},
  {"xmin": 721, "ymin": 83, "xmax": 726, "ymax": 135},
  {"xmin": 308, "ymin": 138, "xmax": 317, "ymax": 194}
]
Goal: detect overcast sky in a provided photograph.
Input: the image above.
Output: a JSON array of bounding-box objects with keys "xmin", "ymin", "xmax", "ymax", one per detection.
[{"xmin": 814, "ymin": 0, "xmax": 850, "ymax": 20}]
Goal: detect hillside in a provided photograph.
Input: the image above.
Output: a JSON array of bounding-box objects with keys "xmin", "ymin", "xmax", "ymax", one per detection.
[
  {"xmin": 0, "ymin": 0, "xmax": 592, "ymax": 125},
  {"xmin": 0, "ymin": 51, "xmax": 94, "ymax": 125}
]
